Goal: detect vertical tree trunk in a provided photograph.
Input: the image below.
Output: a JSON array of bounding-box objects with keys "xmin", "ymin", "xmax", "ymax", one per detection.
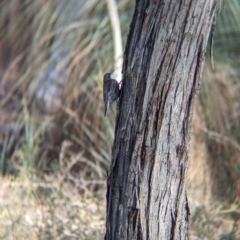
[{"xmin": 105, "ymin": 0, "xmax": 218, "ymax": 239}]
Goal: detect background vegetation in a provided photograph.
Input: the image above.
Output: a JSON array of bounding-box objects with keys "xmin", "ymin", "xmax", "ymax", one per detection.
[{"xmin": 0, "ymin": 0, "xmax": 239, "ymax": 239}]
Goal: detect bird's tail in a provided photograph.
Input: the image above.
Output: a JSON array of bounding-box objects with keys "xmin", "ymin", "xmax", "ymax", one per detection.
[{"xmin": 104, "ymin": 101, "xmax": 109, "ymax": 117}]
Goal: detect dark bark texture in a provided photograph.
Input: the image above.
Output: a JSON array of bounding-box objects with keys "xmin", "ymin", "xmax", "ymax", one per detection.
[{"xmin": 105, "ymin": 0, "xmax": 219, "ymax": 239}]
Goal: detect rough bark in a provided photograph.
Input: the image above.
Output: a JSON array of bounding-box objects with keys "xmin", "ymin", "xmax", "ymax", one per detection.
[{"xmin": 105, "ymin": 0, "xmax": 218, "ymax": 239}]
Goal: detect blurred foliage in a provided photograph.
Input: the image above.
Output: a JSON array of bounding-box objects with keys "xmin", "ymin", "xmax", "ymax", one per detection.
[
  {"xmin": 199, "ymin": 63, "xmax": 240, "ymax": 202},
  {"xmin": 0, "ymin": 0, "xmax": 134, "ymax": 181},
  {"xmin": 213, "ymin": 0, "xmax": 240, "ymax": 70}
]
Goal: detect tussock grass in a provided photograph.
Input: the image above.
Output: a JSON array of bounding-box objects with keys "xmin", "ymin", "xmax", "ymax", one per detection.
[
  {"xmin": 0, "ymin": 0, "xmax": 133, "ymax": 181},
  {"xmin": 212, "ymin": 0, "xmax": 240, "ymax": 69},
  {"xmin": 198, "ymin": 62, "xmax": 240, "ymax": 202}
]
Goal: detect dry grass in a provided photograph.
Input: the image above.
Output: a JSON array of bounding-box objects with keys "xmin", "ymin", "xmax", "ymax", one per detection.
[
  {"xmin": 198, "ymin": 62, "xmax": 240, "ymax": 202},
  {"xmin": 0, "ymin": 0, "xmax": 134, "ymax": 185},
  {"xmin": 0, "ymin": 175, "xmax": 105, "ymax": 239},
  {"xmin": 188, "ymin": 62, "xmax": 240, "ymax": 239}
]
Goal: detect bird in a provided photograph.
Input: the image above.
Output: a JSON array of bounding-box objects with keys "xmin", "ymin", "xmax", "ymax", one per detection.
[{"xmin": 103, "ymin": 71, "xmax": 120, "ymax": 117}]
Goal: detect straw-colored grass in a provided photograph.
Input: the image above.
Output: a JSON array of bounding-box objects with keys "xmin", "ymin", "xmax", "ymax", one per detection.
[{"xmin": 0, "ymin": 175, "xmax": 105, "ymax": 239}]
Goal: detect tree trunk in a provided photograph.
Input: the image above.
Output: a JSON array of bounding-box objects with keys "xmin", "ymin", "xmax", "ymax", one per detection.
[{"xmin": 105, "ymin": 0, "xmax": 218, "ymax": 239}]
